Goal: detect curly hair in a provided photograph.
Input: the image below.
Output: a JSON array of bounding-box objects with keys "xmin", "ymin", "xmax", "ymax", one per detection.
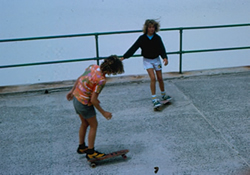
[
  {"xmin": 100, "ymin": 55, "xmax": 124, "ymax": 75},
  {"xmin": 143, "ymin": 19, "xmax": 160, "ymax": 34}
]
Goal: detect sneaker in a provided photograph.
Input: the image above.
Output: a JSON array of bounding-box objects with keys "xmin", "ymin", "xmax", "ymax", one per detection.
[
  {"xmin": 162, "ymin": 95, "xmax": 172, "ymax": 101},
  {"xmin": 86, "ymin": 150, "xmax": 106, "ymax": 160},
  {"xmin": 77, "ymin": 144, "xmax": 88, "ymax": 154},
  {"xmin": 153, "ymin": 99, "xmax": 161, "ymax": 108}
]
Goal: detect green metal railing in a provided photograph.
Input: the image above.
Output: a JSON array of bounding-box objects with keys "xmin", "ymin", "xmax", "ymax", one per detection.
[{"xmin": 0, "ymin": 23, "xmax": 250, "ymax": 73}]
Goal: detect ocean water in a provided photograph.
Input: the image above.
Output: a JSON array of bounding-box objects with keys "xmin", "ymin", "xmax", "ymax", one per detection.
[{"xmin": 0, "ymin": 0, "xmax": 250, "ymax": 86}]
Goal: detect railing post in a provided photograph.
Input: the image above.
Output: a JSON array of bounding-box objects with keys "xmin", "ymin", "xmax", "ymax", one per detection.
[
  {"xmin": 179, "ymin": 28, "xmax": 183, "ymax": 74},
  {"xmin": 95, "ymin": 34, "xmax": 100, "ymax": 65}
]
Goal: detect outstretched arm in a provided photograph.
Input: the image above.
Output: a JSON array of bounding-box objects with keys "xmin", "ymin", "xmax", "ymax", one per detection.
[{"xmin": 122, "ymin": 37, "xmax": 141, "ymax": 59}]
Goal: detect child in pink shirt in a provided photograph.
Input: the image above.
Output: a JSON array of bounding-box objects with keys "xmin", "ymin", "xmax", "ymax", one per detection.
[{"xmin": 66, "ymin": 55, "xmax": 124, "ymax": 160}]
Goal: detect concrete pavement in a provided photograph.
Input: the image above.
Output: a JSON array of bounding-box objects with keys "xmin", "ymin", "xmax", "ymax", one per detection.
[{"xmin": 0, "ymin": 68, "xmax": 249, "ymax": 175}]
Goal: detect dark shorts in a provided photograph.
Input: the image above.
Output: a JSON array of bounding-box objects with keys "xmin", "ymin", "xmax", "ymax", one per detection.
[{"xmin": 73, "ymin": 97, "xmax": 96, "ymax": 119}]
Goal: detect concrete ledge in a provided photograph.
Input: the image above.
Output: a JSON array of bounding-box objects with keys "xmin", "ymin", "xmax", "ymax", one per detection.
[{"xmin": 0, "ymin": 66, "xmax": 249, "ymax": 95}]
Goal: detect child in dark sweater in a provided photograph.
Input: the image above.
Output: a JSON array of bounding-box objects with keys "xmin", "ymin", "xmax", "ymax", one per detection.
[{"xmin": 120, "ymin": 19, "xmax": 172, "ymax": 107}]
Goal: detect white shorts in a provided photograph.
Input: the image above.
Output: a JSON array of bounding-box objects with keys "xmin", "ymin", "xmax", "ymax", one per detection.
[{"xmin": 143, "ymin": 57, "xmax": 162, "ymax": 71}]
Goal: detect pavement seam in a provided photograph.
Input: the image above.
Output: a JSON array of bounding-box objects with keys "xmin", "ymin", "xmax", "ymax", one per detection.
[
  {"xmin": 172, "ymin": 82, "xmax": 250, "ymax": 167},
  {"xmin": 191, "ymin": 103, "xmax": 250, "ymax": 167}
]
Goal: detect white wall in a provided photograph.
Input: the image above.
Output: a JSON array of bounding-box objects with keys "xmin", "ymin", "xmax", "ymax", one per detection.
[{"xmin": 0, "ymin": 0, "xmax": 250, "ymax": 86}]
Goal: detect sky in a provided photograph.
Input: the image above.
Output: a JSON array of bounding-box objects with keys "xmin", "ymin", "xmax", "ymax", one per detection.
[{"xmin": 0, "ymin": 0, "xmax": 250, "ymax": 86}]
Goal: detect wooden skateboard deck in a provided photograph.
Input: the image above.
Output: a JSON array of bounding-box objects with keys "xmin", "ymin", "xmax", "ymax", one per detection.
[
  {"xmin": 87, "ymin": 149, "xmax": 129, "ymax": 168},
  {"xmin": 154, "ymin": 99, "xmax": 172, "ymax": 111}
]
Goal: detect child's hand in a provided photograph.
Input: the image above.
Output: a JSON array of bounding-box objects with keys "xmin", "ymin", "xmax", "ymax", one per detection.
[
  {"xmin": 163, "ymin": 58, "xmax": 168, "ymax": 66},
  {"xmin": 66, "ymin": 92, "xmax": 74, "ymax": 101},
  {"xmin": 103, "ymin": 111, "xmax": 112, "ymax": 120}
]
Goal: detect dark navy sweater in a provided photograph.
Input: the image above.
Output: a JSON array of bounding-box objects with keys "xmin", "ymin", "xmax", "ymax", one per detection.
[{"xmin": 123, "ymin": 33, "xmax": 168, "ymax": 59}]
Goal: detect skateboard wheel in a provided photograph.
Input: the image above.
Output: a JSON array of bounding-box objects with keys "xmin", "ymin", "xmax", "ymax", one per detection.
[
  {"xmin": 154, "ymin": 107, "xmax": 160, "ymax": 111},
  {"xmin": 90, "ymin": 162, "xmax": 96, "ymax": 168},
  {"xmin": 122, "ymin": 154, "xmax": 127, "ymax": 159}
]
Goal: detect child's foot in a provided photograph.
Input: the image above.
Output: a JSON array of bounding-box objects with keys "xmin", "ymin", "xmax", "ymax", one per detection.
[
  {"xmin": 86, "ymin": 149, "xmax": 106, "ymax": 160},
  {"xmin": 152, "ymin": 99, "xmax": 161, "ymax": 108},
  {"xmin": 77, "ymin": 144, "xmax": 88, "ymax": 154},
  {"xmin": 162, "ymin": 95, "xmax": 172, "ymax": 101}
]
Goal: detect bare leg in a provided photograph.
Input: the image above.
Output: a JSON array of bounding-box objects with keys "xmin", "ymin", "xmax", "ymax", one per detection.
[
  {"xmin": 86, "ymin": 116, "xmax": 98, "ymax": 149},
  {"xmin": 147, "ymin": 68, "xmax": 157, "ymax": 95},
  {"xmin": 78, "ymin": 114, "xmax": 89, "ymax": 145},
  {"xmin": 156, "ymin": 70, "xmax": 165, "ymax": 92}
]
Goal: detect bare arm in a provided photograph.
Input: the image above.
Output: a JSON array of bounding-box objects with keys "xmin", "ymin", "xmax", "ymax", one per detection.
[
  {"xmin": 66, "ymin": 77, "xmax": 80, "ymax": 101},
  {"xmin": 91, "ymin": 92, "xmax": 112, "ymax": 120}
]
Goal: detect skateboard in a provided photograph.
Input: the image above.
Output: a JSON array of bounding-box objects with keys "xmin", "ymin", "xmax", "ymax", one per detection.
[
  {"xmin": 154, "ymin": 99, "xmax": 172, "ymax": 111},
  {"xmin": 87, "ymin": 149, "xmax": 129, "ymax": 168}
]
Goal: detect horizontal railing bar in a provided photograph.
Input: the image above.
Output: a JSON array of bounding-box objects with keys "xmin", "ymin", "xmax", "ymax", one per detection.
[
  {"xmin": 0, "ymin": 55, "xmax": 143, "ymax": 69},
  {"xmin": 174, "ymin": 23, "xmax": 250, "ymax": 31},
  {"xmin": 1, "ymin": 46, "xmax": 249, "ymax": 69},
  {"xmin": 0, "ymin": 57, "xmax": 101, "ymax": 69},
  {"xmin": 1, "ymin": 23, "xmax": 249, "ymax": 43},
  {"xmin": 0, "ymin": 33, "xmax": 97, "ymax": 43},
  {"xmin": 0, "ymin": 30, "xmax": 143, "ymax": 43},
  {"xmin": 182, "ymin": 46, "xmax": 250, "ymax": 54}
]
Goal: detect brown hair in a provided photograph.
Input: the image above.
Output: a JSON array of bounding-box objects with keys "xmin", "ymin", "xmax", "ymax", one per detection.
[
  {"xmin": 143, "ymin": 19, "xmax": 160, "ymax": 34},
  {"xmin": 100, "ymin": 55, "xmax": 124, "ymax": 75}
]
